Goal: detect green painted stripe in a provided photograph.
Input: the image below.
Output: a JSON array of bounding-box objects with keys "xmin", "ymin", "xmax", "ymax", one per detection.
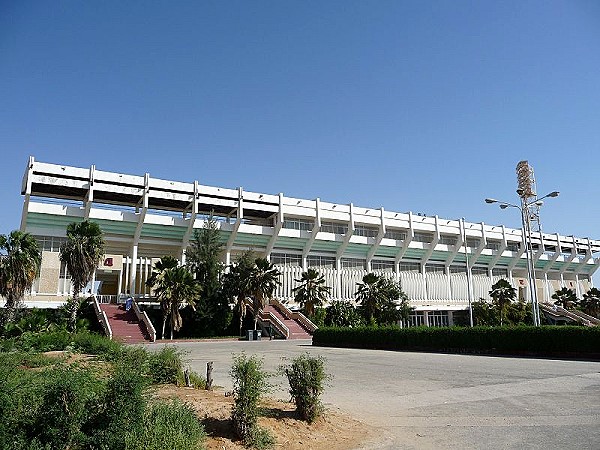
[
  {"xmin": 404, "ymin": 248, "xmax": 425, "ymax": 258},
  {"xmin": 429, "ymin": 250, "xmax": 448, "ymax": 262},
  {"xmin": 374, "ymin": 246, "xmax": 399, "ymax": 257},
  {"xmin": 310, "ymin": 240, "xmax": 341, "ymax": 252},
  {"xmin": 344, "ymin": 242, "xmax": 370, "ymax": 256},
  {"xmin": 274, "ymin": 237, "xmax": 307, "ymax": 250},
  {"xmin": 93, "ymin": 218, "xmax": 137, "ymax": 236},
  {"xmin": 141, "ymin": 223, "xmax": 186, "ymax": 239},
  {"xmin": 27, "ymin": 212, "xmax": 83, "ymax": 230},
  {"xmin": 234, "ymin": 233, "xmax": 270, "ymax": 246}
]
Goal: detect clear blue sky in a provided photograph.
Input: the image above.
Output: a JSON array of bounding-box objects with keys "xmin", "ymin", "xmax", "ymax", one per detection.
[{"xmin": 1, "ymin": 1, "xmax": 599, "ymax": 243}]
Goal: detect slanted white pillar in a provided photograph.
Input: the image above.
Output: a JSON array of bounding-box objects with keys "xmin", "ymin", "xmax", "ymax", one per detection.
[
  {"xmin": 20, "ymin": 156, "xmax": 34, "ymax": 231},
  {"xmin": 226, "ymin": 187, "xmax": 244, "ymax": 266}
]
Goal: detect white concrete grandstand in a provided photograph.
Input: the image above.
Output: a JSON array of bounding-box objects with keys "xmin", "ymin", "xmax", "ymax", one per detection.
[{"xmin": 19, "ymin": 157, "xmax": 600, "ymax": 325}]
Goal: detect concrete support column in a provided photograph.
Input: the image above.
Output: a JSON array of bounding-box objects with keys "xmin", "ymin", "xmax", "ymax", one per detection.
[
  {"xmin": 448, "ymin": 311, "xmax": 454, "ymax": 326},
  {"xmin": 130, "ymin": 245, "xmax": 138, "ymax": 295},
  {"xmin": 423, "ymin": 310, "xmax": 430, "ymax": 327}
]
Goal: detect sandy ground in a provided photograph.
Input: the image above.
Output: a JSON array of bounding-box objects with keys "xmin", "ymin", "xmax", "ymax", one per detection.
[{"xmin": 156, "ymin": 385, "xmax": 374, "ymax": 450}]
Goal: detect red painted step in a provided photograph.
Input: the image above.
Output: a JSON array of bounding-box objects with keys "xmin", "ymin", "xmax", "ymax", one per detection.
[{"xmin": 99, "ymin": 303, "xmax": 150, "ymax": 344}]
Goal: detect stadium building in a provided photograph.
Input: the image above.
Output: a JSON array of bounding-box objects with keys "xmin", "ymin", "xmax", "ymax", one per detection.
[{"xmin": 18, "ymin": 157, "xmax": 600, "ymax": 327}]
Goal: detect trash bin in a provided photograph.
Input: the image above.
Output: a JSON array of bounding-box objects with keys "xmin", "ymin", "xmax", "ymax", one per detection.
[{"xmin": 246, "ymin": 330, "xmax": 262, "ymax": 341}]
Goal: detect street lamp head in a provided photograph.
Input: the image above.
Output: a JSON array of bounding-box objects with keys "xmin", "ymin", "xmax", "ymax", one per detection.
[
  {"xmin": 548, "ymin": 191, "xmax": 560, "ymax": 198},
  {"xmin": 484, "ymin": 198, "xmax": 498, "ymax": 204},
  {"xmin": 500, "ymin": 204, "xmax": 509, "ymax": 209},
  {"xmin": 516, "ymin": 188, "xmax": 524, "ymax": 196}
]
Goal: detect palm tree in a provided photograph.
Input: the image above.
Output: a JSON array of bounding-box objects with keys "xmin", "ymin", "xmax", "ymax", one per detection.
[
  {"xmin": 146, "ymin": 255, "xmax": 179, "ymax": 291},
  {"xmin": 152, "ymin": 265, "xmax": 200, "ymax": 339},
  {"xmin": 250, "ymin": 258, "xmax": 281, "ymax": 330},
  {"xmin": 292, "ymin": 268, "xmax": 331, "ymax": 317},
  {"xmin": 222, "ymin": 251, "xmax": 255, "ymax": 336},
  {"xmin": 0, "ymin": 230, "xmax": 42, "ymax": 324},
  {"xmin": 489, "ymin": 279, "xmax": 517, "ymax": 326},
  {"xmin": 59, "ymin": 220, "xmax": 105, "ymax": 331},
  {"xmin": 355, "ymin": 273, "xmax": 406, "ymax": 325},
  {"xmin": 552, "ymin": 287, "xmax": 578, "ymax": 310},
  {"xmin": 581, "ymin": 288, "xmax": 600, "ymax": 318},
  {"xmin": 355, "ymin": 273, "xmax": 386, "ymax": 324}
]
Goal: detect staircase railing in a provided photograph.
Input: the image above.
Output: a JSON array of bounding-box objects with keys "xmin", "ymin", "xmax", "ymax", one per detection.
[
  {"xmin": 540, "ymin": 302, "xmax": 598, "ymax": 327},
  {"xmin": 259, "ymin": 308, "xmax": 290, "ymax": 339},
  {"xmin": 270, "ymin": 298, "xmax": 318, "ymax": 333},
  {"xmin": 132, "ymin": 300, "xmax": 156, "ymax": 342},
  {"xmin": 91, "ymin": 295, "xmax": 112, "ymax": 340}
]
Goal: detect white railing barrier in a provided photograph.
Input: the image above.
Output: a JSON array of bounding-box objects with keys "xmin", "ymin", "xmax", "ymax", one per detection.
[
  {"xmin": 271, "ymin": 298, "xmax": 317, "ymax": 333},
  {"xmin": 92, "ymin": 295, "xmax": 112, "ymax": 340},
  {"xmin": 258, "ymin": 308, "xmax": 290, "ymax": 339},
  {"xmin": 132, "ymin": 300, "xmax": 156, "ymax": 342}
]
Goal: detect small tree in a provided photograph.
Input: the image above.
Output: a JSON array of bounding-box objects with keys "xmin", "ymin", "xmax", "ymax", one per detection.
[
  {"xmin": 230, "ymin": 354, "xmax": 274, "ymax": 448},
  {"xmin": 324, "ymin": 300, "xmax": 364, "ymax": 327},
  {"xmin": 0, "ymin": 230, "xmax": 41, "ymax": 324},
  {"xmin": 250, "ymin": 258, "xmax": 281, "ymax": 330},
  {"xmin": 355, "ymin": 273, "xmax": 408, "ymax": 325},
  {"xmin": 281, "ymin": 354, "xmax": 328, "ymax": 423},
  {"xmin": 472, "ymin": 298, "xmax": 500, "ymax": 326},
  {"xmin": 59, "ymin": 220, "xmax": 105, "ymax": 331},
  {"xmin": 152, "ymin": 265, "xmax": 201, "ymax": 339},
  {"xmin": 552, "ymin": 287, "xmax": 578, "ymax": 310},
  {"xmin": 185, "ymin": 215, "xmax": 231, "ymax": 335},
  {"xmin": 222, "ymin": 250, "xmax": 256, "ymax": 336},
  {"xmin": 489, "ymin": 279, "xmax": 517, "ymax": 326},
  {"xmin": 292, "ymin": 268, "xmax": 331, "ymax": 317},
  {"xmin": 581, "ymin": 288, "xmax": 600, "ymax": 318}
]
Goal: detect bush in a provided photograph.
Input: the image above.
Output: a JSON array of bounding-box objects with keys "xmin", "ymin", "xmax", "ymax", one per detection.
[
  {"xmin": 148, "ymin": 346, "xmax": 184, "ymax": 384},
  {"xmin": 33, "ymin": 366, "xmax": 101, "ymax": 449},
  {"xmin": 312, "ymin": 325, "xmax": 600, "ymax": 357},
  {"xmin": 230, "ymin": 354, "xmax": 273, "ymax": 448},
  {"xmin": 281, "ymin": 354, "xmax": 328, "ymax": 423},
  {"xmin": 124, "ymin": 399, "xmax": 206, "ymax": 450}
]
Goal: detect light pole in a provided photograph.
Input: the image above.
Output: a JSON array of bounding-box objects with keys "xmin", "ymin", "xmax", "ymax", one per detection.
[{"xmin": 485, "ymin": 191, "xmax": 559, "ymax": 326}]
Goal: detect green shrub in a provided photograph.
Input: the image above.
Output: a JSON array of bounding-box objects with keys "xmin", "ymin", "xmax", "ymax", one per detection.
[
  {"xmin": 230, "ymin": 354, "xmax": 273, "ymax": 448},
  {"xmin": 33, "ymin": 366, "xmax": 102, "ymax": 449},
  {"xmin": 124, "ymin": 399, "xmax": 206, "ymax": 450},
  {"xmin": 281, "ymin": 353, "xmax": 328, "ymax": 423},
  {"xmin": 313, "ymin": 325, "xmax": 600, "ymax": 356},
  {"xmin": 148, "ymin": 346, "xmax": 184, "ymax": 384},
  {"xmin": 71, "ymin": 330, "xmax": 124, "ymax": 357}
]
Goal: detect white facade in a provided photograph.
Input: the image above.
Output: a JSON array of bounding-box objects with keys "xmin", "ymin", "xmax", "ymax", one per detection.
[{"xmin": 19, "ymin": 157, "xmax": 600, "ymax": 315}]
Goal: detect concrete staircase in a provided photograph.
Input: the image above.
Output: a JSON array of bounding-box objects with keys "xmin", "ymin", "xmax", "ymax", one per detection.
[
  {"xmin": 99, "ymin": 303, "xmax": 150, "ymax": 344},
  {"xmin": 263, "ymin": 304, "xmax": 312, "ymax": 339}
]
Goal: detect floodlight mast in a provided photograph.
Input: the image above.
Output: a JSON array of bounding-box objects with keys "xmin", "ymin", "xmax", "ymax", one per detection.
[{"xmin": 484, "ymin": 162, "xmax": 559, "ymax": 326}]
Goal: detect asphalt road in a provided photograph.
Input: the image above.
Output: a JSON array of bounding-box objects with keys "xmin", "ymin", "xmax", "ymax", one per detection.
[{"xmin": 145, "ymin": 339, "xmax": 600, "ymax": 449}]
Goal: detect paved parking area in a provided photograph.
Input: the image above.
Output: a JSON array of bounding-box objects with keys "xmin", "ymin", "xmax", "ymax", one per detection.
[{"xmin": 146, "ymin": 339, "xmax": 600, "ymax": 449}]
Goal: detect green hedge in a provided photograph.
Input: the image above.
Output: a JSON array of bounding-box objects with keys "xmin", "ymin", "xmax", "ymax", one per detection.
[{"xmin": 312, "ymin": 326, "xmax": 600, "ymax": 357}]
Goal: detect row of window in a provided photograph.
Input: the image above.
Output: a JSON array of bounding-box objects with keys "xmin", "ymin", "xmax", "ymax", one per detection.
[
  {"xmin": 269, "ymin": 252, "xmax": 507, "ymax": 276},
  {"xmin": 279, "ymin": 220, "xmax": 524, "ymax": 252}
]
